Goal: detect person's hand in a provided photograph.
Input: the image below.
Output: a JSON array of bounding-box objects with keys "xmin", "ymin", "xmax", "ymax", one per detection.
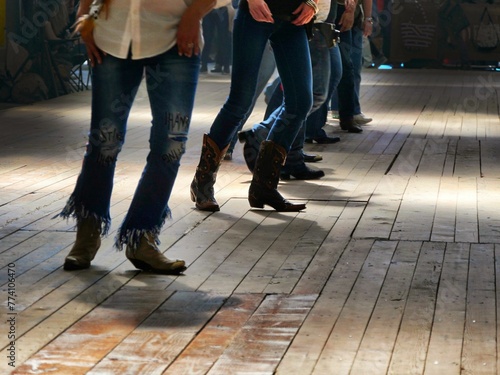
[
  {"xmin": 177, "ymin": 11, "xmax": 203, "ymax": 57},
  {"xmin": 74, "ymin": 1, "xmax": 106, "ymax": 66},
  {"xmin": 73, "ymin": 15, "xmax": 105, "ymax": 67},
  {"xmin": 338, "ymin": 10, "xmax": 354, "ymax": 32},
  {"xmin": 292, "ymin": 3, "xmax": 316, "ymax": 26},
  {"xmin": 80, "ymin": 28, "xmax": 105, "ymax": 67},
  {"xmin": 363, "ymin": 19, "xmax": 373, "ymax": 37},
  {"xmin": 177, "ymin": 0, "xmax": 216, "ymax": 57},
  {"xmin": 248, "ymin": 0, "xmax": 274, "ymax": 23}
]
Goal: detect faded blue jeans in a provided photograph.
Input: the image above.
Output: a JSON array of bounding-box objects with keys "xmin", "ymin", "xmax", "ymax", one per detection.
[
  {"xmin": 207, "ymin": 6, "xmax": 312, "ymax": 153},
  {"xmin": 305, "ymin": 43, "xmax": 342, "ymax": 139},
  {"xmin": 59, "ymin": 47, "xmax": 200, "ymax": 249}
]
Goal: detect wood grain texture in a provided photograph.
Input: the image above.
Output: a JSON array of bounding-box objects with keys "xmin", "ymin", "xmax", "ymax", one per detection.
[{"xmin": 1, "ymin": 69, "xmax": 500, "ymax": 374}]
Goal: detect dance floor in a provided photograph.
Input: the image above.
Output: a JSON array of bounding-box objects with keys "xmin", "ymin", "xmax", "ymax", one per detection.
[{"xmin": 1, "ymin": 68, "xmax": 500, "ymax": 374}]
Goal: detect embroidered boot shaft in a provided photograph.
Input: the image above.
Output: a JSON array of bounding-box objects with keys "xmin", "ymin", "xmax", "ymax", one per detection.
[
  {"xmin": 248, "ymin": 140, "xmax": 307, "ymax": 212},
  {"xmin": 190, "ymin": 134, "xmax": 229, "ymax": 211}
]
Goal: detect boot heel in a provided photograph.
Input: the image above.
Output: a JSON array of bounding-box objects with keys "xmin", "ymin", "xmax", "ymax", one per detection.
[
  {"xmin": 238, "ymin": 129, "xmax": 252, "ymax": 143},
  {"xmin": 280, "ymin": 173, "xmax": 291, "ymax": 180},
  {"xmin": 248, "ymin": 196, "xmax": 264, "ymax": 208},
  {"xmin": 190, "ymin": 185, "xmax": 196, "ymax": 202},
  {"xmin": 128, "ymin": 258, "xmax": 150, "ymax": 271}
]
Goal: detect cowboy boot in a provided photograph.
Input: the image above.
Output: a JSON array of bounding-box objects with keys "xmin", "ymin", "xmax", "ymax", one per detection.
[
  {"xmin": 238, "ymin": 128, "xmax": 262, "ymax": 173},
  {"xmin": 126, "ymin": 233, "xmax": 186, "ymax": 275},
  {"xmin": 64, "ymin": 217, "xmax": 102, "ymax": 270},
  {"xmin": 248, "ymin": 140, "xmax": 306, "ymax": 212},
  {"xmin": 280, "ymin": 163, "xmax": 325, "ymax": 180},
  {"xmin": 190, "ymin": 134, "xmax": 229, "ymax": 211},
  {"xmin": 280, "ymin": 142, "xmax": 324, "ymax": 180}
]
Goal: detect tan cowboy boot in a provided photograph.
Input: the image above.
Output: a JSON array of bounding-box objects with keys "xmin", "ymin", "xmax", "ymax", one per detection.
[
  {"xmin": 126, "ymin": 233, "xmax": 186, "ymax": 275},
  {"xmin": 64, "ymin": 217, "xmax": 102, "ymax": 270}
]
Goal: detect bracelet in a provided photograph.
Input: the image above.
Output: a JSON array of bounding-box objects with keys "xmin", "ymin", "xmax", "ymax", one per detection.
[
  {"xmin": 365, "ymin": 17, "xmax": 374, "ymax": 24},
  {"xmin": 89, "ymin": 0, "xmax": 105, "ymax": 19},
  {"xmin": 303, "ymin": 0, "xmax": 319, "ymax": 14}
]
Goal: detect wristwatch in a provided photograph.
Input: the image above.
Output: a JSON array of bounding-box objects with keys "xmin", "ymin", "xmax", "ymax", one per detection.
[{"xmin": 365, "ymin": 17, "xmax": 374, "ymax": 24}]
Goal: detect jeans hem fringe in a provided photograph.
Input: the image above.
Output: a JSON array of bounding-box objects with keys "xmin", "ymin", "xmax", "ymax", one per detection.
[{"xmin": 54, "ymin": 196, "xmax": 111, "ymax": 235}]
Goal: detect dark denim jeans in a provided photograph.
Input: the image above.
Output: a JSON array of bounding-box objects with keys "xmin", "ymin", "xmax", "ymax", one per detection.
[
  {"xmin": 252, "ymin": 27, "xmax": 333, "ymax": 168},
  {"xmin": 59, "ymin": 47, "xmax": 200, "ymax": 248},
  {"xmin": 208, "ymin": 6, "xmax": 312, "ymax": 153},
  {"xmin": 351, "ymin": 24, "xmax": 364, "ymax": 115},
  {"xmin": 228, "ymin": 42, "xmax": 276, "ymax": 153},
  {"xmin": 330, "ymin": 24, "xmax": 363, "ymax": 116},
  {"xmin": 330, "ymin": 5, "xmax": 357, "ymax": 120}
]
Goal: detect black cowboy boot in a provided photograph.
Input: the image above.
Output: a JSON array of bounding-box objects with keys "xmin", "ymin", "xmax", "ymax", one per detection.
[
  {"xmin": 280, "ymin": 163, "xmax": 325, "ymax": 180},
  {"xmin": 280, "ymin": 143, "xmax": 324, "ymax": 180},
  {"xmin": 248, "ymin": 140, "xmax": 306, "ymax": 212},
  {"xmin": 190, "ymin": 134, "xmax": 229, "ymax": 211},
  {"xmin": 238, "ymin": 128, "xmax": 261, "ymax": 173},
  {"xmin": 63, "ymin": 217, "xmax": 101, "ymax": 270}
]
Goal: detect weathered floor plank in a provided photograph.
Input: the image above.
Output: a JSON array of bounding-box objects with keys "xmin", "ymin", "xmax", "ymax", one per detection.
[{"xmin": 1, "ymin": 69, "xmax": 500, "ymax": 374}]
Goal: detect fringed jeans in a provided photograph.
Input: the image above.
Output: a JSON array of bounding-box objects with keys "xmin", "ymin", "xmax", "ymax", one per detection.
[{"xmin": 58, "ymin": 47, "xmax": 200, "ymax": 249}]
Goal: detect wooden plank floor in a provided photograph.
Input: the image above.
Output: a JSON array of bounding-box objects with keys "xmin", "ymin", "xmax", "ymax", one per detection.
[{"xmin": 1, "ymin": 68, "xmax": 500, "ymax": 374}]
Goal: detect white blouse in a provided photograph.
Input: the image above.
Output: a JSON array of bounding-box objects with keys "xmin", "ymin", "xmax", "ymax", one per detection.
[
  {"xmin": 316, "ymin": 1, "xmax": 332, "ymax": 23},
  {"xmin": 93, "ymin": 0, "xmax": 203, "ymax": 59}
]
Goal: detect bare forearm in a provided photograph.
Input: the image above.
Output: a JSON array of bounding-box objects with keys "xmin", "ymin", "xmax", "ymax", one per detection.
[
  {"xmin": 177, "ymin": 0, "xmax": 216, "ymax": 57},
  {"xmin": 344, "ymin": 0, "xmax": 356, "ymax": 13},
  {"xmin": 362, "ymin": 0, "xmax": 372, "ymax": 19},
  {"xmin": 187, "ymin": 0, "xmax": 217, "ymax": 20},
  {"xmin": 77, "ymin": 0, "xmax": 93, "ymax": 17},
  {"xmin": 362, "ymin": 0, "xmax": 373, "ymax": 36}
]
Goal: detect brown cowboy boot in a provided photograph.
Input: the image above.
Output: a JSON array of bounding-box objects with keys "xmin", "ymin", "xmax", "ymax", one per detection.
[
  {"xmin": 248, "ymin": 140, "xmax": 307, "ymax": 212},
  {"xmin": 125, "ymin": 233, "xmax": 186, "ymax": 275},
  {"xmin": 64, "ymin": 217, "xmax": 102, "ymax": 270},
  {"xmin": 190, "ymin": 134, "xmax": 229, "ymax": 211}
]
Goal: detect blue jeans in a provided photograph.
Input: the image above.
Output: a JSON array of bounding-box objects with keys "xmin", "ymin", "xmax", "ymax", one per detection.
[
  {"xmin": 330, "ymin": 5, "xmax": 357, "ymax": 120},
  {"xmin": 228, "ymin": 42, "xmax": 276, "ymax": 153},
  {"xmin": 253, "ymin": 27, "xmax": 332, "ymax": 167},
  {"xmin": 201, "ymin": 10, "xmax": 218, "ymax": 68},
  {"xmin": 208, "ymin": 6, "xmax": 312, "ymax": 153},
  {"xmin": 305, "ymin": 43, "xmax": 342, "ymax": 139},
  {"xmin": 59, "ymin": 47, "xmax": 200, "ymax": 248}
]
